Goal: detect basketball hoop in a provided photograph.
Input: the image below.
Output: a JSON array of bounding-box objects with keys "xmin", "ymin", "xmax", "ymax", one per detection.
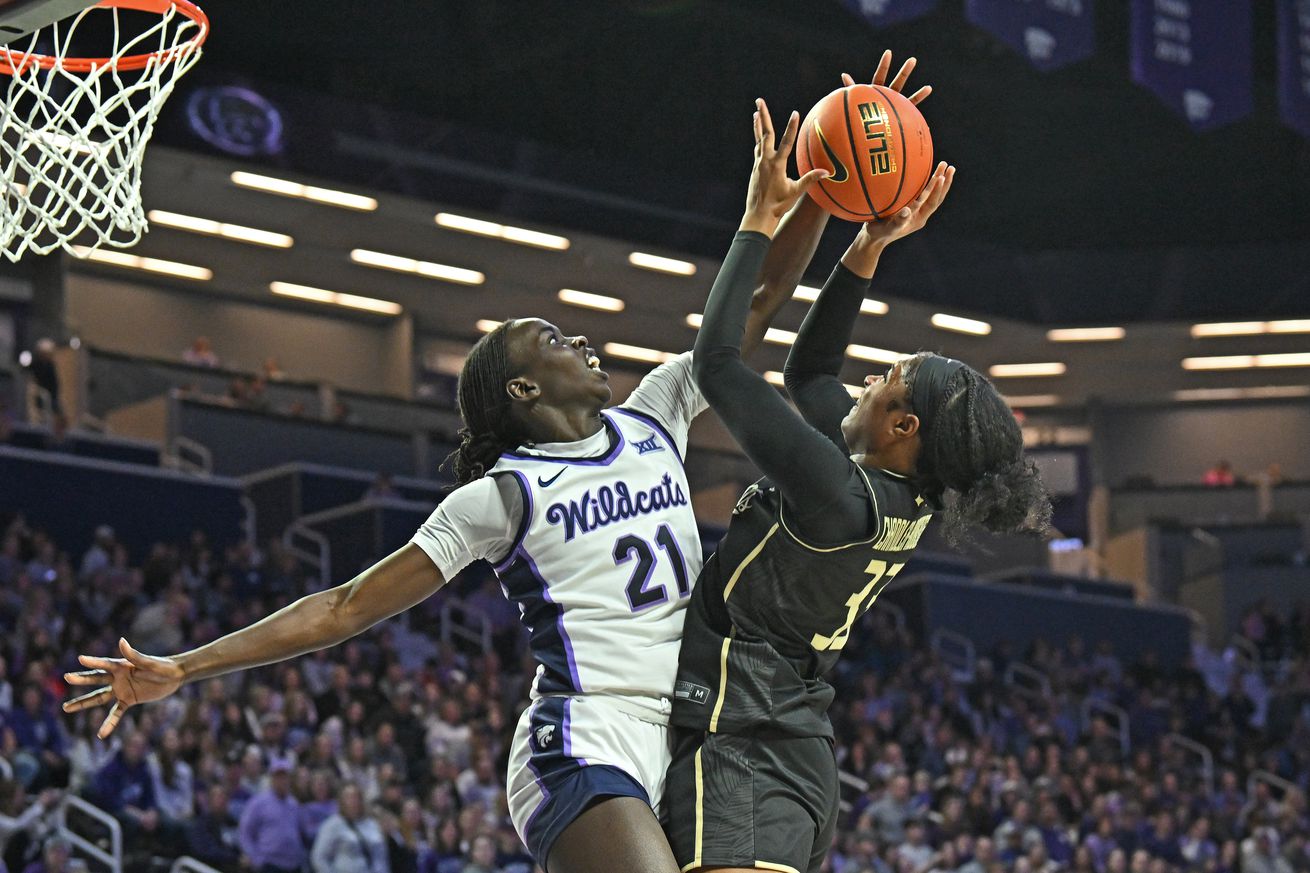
[{"xmin": 0, "ymin": 0, "xmax": 209, "ymax": 261}]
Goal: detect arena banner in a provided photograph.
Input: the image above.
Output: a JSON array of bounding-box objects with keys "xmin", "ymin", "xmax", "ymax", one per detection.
[
  {"xmin": 1130, "ymin": 0, "xmax": 1254, "ymax": 131},
  {"xmin": 964, "ymin": 0, "xmax": 1096, "ymax": 72},
  {"xmin": 842, "ymin": 0, "xmax": 939, "ymax": 27},
  {"xmin": 1277, "ymin": 0, "xmax": 1310, "ymax": 138}
]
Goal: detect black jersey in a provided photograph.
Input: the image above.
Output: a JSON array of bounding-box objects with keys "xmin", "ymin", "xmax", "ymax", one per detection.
[{"xmin": 671, "ymin": 464, "xmax": 933, "ymax": 738}]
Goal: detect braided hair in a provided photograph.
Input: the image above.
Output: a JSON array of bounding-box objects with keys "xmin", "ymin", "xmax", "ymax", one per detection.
[
  {"xmin": 902, "ymin": 352, "xmax": 1052, "ymax": 544},
  {"xmin": 443, "ymin": 323, "xmax": 531, "ymax": 486}
]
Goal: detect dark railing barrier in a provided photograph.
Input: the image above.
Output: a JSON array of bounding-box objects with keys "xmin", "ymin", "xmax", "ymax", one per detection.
[
  {"xmin": 884, "ymin": 572, "xmax": 1192, "ymax": 668},
  {"xmin": 0, "ymin": 445, "xmax": 245, "ymax": 561},
  {"xmin": 5, "ymin": 421, "xmax": 161, "ymax": 466}
]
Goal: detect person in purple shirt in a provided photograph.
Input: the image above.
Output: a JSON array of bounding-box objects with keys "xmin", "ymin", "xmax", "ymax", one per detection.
[
  {"xmin": 238, "ymin": 757, "xmax": 305, "ymax": 873},
  {"xmin": 6, "ymin": 686, "xmax": 67, "ymax": 791}
]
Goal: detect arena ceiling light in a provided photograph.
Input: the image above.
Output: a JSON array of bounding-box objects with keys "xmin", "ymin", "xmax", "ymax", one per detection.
[
  {"xmin": 1190, "ymin": 320, "xmax": 1310, "ymax": 338},
  {"xmin": 1173, "ymin": 386, "xmax": 1310, "ymax": 401},
  {"xmin": 602, "ymin": 342, "xmax": 677, "ymax": 364},
  {"xmin": 558, "ymin": 289, "xmax": 625, "ymax": 312},
  {"xmin": 435, "ymin": 213, "xmax": 570, "ymax": 251},
  {"xmin": 1182, "ymin": 353, "xmax": 1310, "ymax": 370},
  {"xmin": 1046, "ymin": 327, "xmax": 1126, "ymax": 342},
  {"xmin": 628, "ymin": 251, "xmax": 697, "ymax": 276},
  {"xmin": 931, "ymin": 313, "xmax": 992, "ymax": 336},
  {"xmin": 988, "ymin": 362, "xmax": 1067, "ymax": 378},
  {"xmin": 350, "ymin": 249, "xmax": 485, "ymax": 285},
  {"xmin": 846, "ymin": 343, "xmax": 907, "ymax": 365},
  {"xmin": 766, "ymin": 370, "xmax": 862, "ymax": 397},
  {"xmin": 1001, "ymin": 394, "xmax": 1062, "ymax": 407},
  {"xmin": 685, "ymin": 313, "xmax": 794, "ymax": 345},
  {"xmin": 71, "ymin": 246, "xmax": 212, "ymax": 281},
  {"xmin": 793, "ymin": 285, "xmax": 888, "ymax": 316},
  {"xmin": 230, "ymin": 171, "xmax": 378, "ymax": 212},
  {"xmin": 146, "ymin": 210, "xmax": 294, "ymax": 249},
  {"xmin": 270, "ymin": 281, "xmax": 401, "ymax": 316},
  {"xmin": 476, "ymin": 319, "xmax": 502, "ymax": 333}
]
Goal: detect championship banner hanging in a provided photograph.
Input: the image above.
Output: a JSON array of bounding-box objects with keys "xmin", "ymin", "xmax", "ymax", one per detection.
[
  {"xmin": 842, "ymin": 0, "xmax": 940, "ymax": 28},
  {"xmin": 1130, "ymin": 0, "xmax": 1253, "ymax": 132},
  {"xmin": 965, "ymin": 0, "xmax": 1096, "ymax": 72},
  {"xmin": 1277, "ymin": 0, "xmax": 1310, "ymax": 138}
]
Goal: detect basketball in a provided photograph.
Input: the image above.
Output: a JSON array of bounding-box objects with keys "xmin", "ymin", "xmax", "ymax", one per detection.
[{"xmin": 797, "ymin": 83, "xmax": 933, "ymax": 222}]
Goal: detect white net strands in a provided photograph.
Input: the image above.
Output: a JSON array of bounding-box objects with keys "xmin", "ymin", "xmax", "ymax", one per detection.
[{"xmin": 0, "ymin": 2, "xmax": 207, "ymax": 261}]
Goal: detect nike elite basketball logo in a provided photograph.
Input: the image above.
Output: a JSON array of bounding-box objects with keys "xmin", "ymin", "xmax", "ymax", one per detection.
[
  {"xmin": 537, "ymin": 470, "xmax": 566, "ymax": 488},
  {"xmin": 814, "ymin": 120, "xmax": 849, "ymax": 183}
]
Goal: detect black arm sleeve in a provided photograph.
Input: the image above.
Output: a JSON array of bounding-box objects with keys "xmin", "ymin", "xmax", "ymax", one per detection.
[
  {"xmin": 694, "ymin": 233, "xmax": 874, "ymax": 543},
  {"xmin": 782, "ymin": 262, "xmax": 871, "ymax": 449}
]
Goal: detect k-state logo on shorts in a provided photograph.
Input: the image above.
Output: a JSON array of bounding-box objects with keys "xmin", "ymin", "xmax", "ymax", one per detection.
[{"xmin": 534, "ymin": 724, "xmax": 556, "ymax": 748}]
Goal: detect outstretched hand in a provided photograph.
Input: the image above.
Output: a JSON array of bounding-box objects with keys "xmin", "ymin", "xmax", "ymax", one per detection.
[
  {"xmin": 842, "ymin": 49, "xmax": 932, "ymax": 105},
  {"xmin": 63, "ymin": 637, "xmax": 185, "ymax": 739},
  {"xmin": 739, "ymin": 98, "xmax": 829, "ymax": 237},
  {"xmin": 858, "ymin": 161, "xmax": 955, "ymax": 248}
]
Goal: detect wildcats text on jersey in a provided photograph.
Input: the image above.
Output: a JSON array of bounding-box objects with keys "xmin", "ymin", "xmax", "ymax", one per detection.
[{"xmin": 545, "ymin": 472, "xmax": 689, "ymax": 541}]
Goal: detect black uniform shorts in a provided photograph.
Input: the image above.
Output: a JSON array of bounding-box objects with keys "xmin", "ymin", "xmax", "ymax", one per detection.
[{"xmin": 663, "ymin": 726, "xmax": 838, "ymax": 873}]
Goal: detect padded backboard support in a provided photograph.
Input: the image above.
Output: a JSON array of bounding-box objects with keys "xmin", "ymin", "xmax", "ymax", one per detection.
[{"xmin": 0, "ymin": 0, "xmax": 100, "ymax": 46}]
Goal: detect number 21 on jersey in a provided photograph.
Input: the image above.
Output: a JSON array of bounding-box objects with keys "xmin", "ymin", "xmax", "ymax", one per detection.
[{"xmin": 810, "ymin": 558, "xmax": 905, "ymax": 652}]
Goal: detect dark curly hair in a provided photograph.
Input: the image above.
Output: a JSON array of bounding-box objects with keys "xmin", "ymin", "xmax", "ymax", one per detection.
[
  {"xmin": 442, "ymin": 323, "xmax": 531, "ymax": 486},
  {"xmin": 901, "ymin": 351, "xmax": 1052, "ymax": 544}
]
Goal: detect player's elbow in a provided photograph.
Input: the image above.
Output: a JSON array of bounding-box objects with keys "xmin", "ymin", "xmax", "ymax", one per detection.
[{"xmin": 691, "ymin": 348, "xmax": 739, "ymax": 403}]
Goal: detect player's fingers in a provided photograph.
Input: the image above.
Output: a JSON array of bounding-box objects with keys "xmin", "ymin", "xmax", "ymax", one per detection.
[
  {"xmin": 914, "ymin": 163, "xmax": 947, "ymax": 207},
  {"xmin": 796, "ymin": 168, "xmax": 831, "ymax": 193},
  {"xmin": 889, "ymin": 57, "xmax": 917, "ymax": 93},
  {"xmin": 63, "ymin": 686, "xmax": 114, "ymax": 713},
  {"xmin": 78, "ymin": 654, "xmax": 125, "ymax": 673},
  {"xmin": 757, "ymin": 98, "xmax": 775, "ymax": 155},
  {"xmin": 118, "ymin": 637, "xmax": 152, "ymax": 669},
  {"xmin": 841, "ymin": 73, "xmax": 855, "ymax": 87},
  {"xmin": 752, "ymin": 110, "xmax": 763, "ymax": 155},
  {"xmin": 64, "ymin": 669, "xmax": 110, "ymax": 686},
  {"xmin": 908, "ymin": 85, "xmax": 932, "ymax": 105},
  {"xmin": 872, "ymin": 49, "xmax": 893, "ymax": 86},
  {"xmin": 777, "ymin": 111, "xmax": 801, "ymax": 160},
  {"xmin": 98, "ymin": 701, "xmax": 127, "ymax": 740}
]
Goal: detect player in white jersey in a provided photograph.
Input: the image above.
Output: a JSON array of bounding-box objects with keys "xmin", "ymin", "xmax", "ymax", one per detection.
[{"xmin": 59, "ymin": 187, "xmax": 834, "ymax": 873}]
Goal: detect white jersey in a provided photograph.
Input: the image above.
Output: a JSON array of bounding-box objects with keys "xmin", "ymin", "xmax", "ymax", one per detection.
[
  {"xmin": 488, "ymin": 406, "xmax": 702, "ymax": 699},
  {"xmin": 411, "ymin": 353, "xmax": 708, "ymax": 705}
]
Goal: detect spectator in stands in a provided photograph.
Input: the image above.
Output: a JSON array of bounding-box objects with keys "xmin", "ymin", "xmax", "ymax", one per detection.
[
  {"xmin": 0, "ymin": 655, "xmax": 12, "ymax": 713},
  {"xmin": 6, "ymin": 686, "xmax": 66, "ymax": 791},
  {"xmin": 0, "ymin": 780, "xmax": 59, "ymax": 873},
  {"xmin": 866, "ymin": 774, "xmax": 916, "ymax": 844},
  {"xmin": 77, "ymin": 527, "xmax": 115, "ymax": 582},
  {"xmin": 1203, "ymin": 460, "xmax": 1237, "ymax": 487},
  {"xmin": 238, "ymin": 755, "xmax": 304, "ymax": 873},
  {"xmin": 299, "ymin": 769, "xmax": 337, "ymax": 846},
  {"xmin": 148, "ymin": 728, "xmax": 194, "ymax": 825},
  {"xmin": 182, "ymin": 336, "xmax": 219, "ymax": 368},
  {"xmin": 311, "ymin": 783, "xmax": 389, "ymax": 873},
  {"xmin": 92, "ymin": 730, "xmax": 179, "ymax": 854},
  {"xmin": 386, "ymin": 797, "xmax": 428, "ymax": 873},
  {"xmin": 17, "ymin": 834, "xmax": 72, "ymax": 873},
  {"xmin": 23, "ymin": 340, "xmax": 61, "ymax": 422},
  {"xmin": 186, "ymin": 783, "xmax": 241, "ymax": 873},
  {"xmin": 459, "ymin": 835, "xmax": 496, "ymax": 873},
  {"xmin": 1244, "ymin": 828, "xmax": 1294, "ymax": 873},
  {"xmin": 453, "ymin": 751, "xmax": 497, "ymax": 817},
  {"xmin": 262, "ymin": 357, "xmax": 287, "ymax": 382}
]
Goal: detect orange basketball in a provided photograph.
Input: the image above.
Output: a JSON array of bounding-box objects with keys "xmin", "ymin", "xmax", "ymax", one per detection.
[{"xmin": 797, "ymin": 84, "xmax": 933, "ymax": 222}]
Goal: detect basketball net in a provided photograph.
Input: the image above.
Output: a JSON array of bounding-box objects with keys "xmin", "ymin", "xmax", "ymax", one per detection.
[{"xmin": 0, "ymin": 0, "xmax": 208, "ymax": 261}]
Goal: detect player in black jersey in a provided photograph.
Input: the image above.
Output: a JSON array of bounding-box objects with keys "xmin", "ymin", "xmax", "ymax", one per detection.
[{"xmin": 663, "ymin": 66, "xmax": 1052, "ymax": 873}]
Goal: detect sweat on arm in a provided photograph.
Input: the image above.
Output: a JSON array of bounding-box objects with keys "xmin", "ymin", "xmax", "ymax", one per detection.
[{"xmin": 692, "ymin": 232, "xmax": 877, "ymax": 545}]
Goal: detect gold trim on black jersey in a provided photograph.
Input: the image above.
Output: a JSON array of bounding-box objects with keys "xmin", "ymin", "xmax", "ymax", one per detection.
[
  {"xmin": 722, "ymin": 522, "xmax": 780, "ymax": 601},
  {"xmin": 776, "ymin": 463, "xmax": 883, "ymax": 553}
]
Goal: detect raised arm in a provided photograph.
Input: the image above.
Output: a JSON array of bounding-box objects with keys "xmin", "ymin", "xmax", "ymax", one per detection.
[
  {"xmin": 785, "ymin": 162, "xmax": 954, "ymax": 445},
  {"xmin": 64, "ymin": 544, "xmax": 446, "ymax": 738},
  {"xmin": 693, "ymin": 100, "xmax": 859, "ymax": 514},
  {"xmin": 740, "ymin": 195, "xmax": 829, "ymax": 359}
]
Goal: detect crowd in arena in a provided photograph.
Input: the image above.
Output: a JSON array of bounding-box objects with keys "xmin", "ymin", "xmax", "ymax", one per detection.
[{"xmin": 1, "ymin": 514, "xmax": 1308, "ymax": 873}]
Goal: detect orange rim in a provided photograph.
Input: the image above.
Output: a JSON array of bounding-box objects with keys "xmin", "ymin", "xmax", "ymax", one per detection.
[{"xmin": 0, "ymin": 0, "xmax": 208, "ymax": 76}]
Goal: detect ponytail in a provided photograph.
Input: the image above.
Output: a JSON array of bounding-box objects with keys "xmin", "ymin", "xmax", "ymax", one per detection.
[
  {"xmin": 442, "ymin": 323, "xmax": 529, "ymax": 486},
  {"xmin": 904, "ymin": 354, "xmax": 1052, "ymax": 544}
]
